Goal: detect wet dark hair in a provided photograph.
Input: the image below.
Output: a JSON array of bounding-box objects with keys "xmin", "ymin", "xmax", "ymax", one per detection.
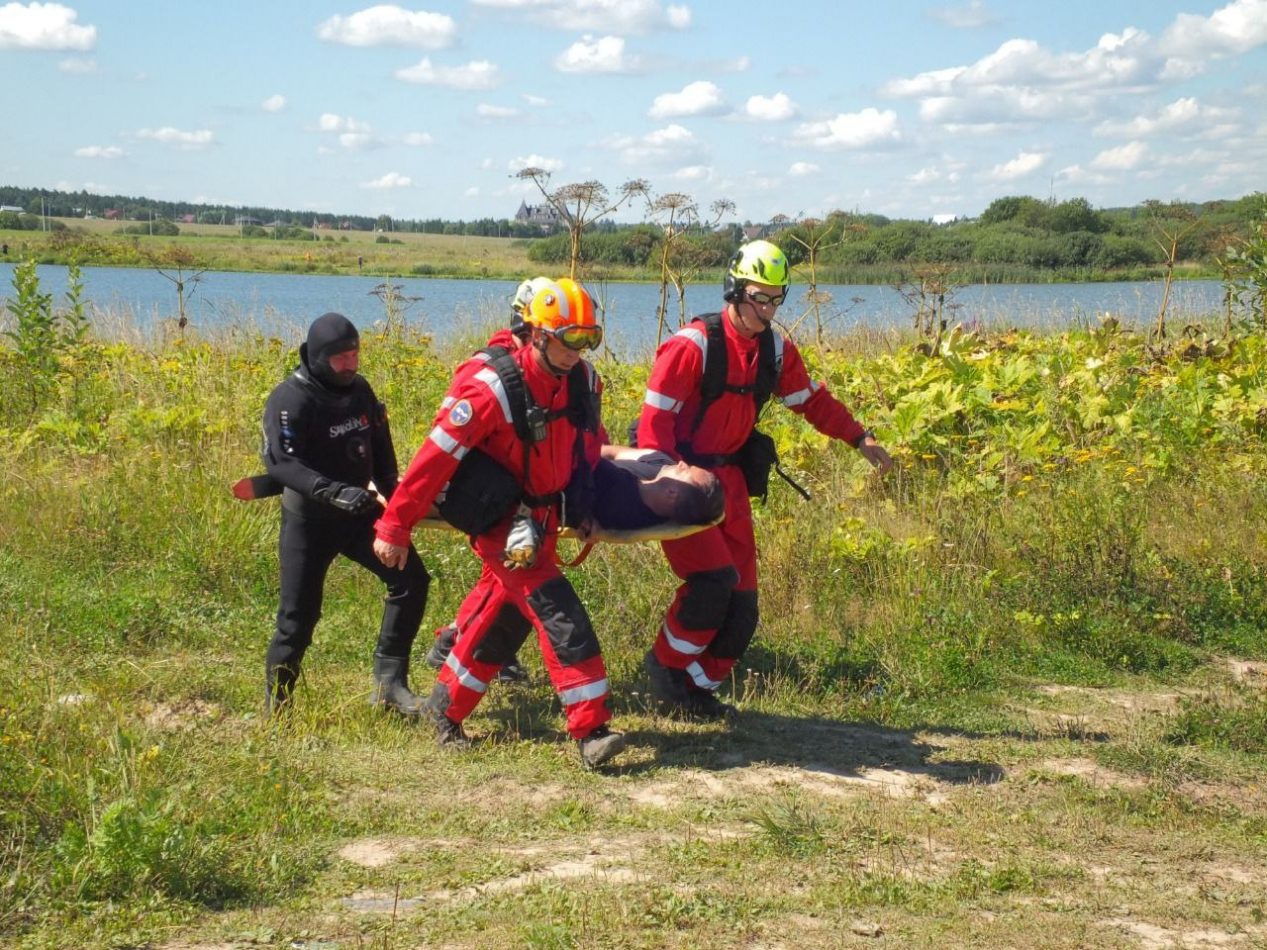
[{"xmin": 668, "ymin": 470, "xmax": 725, "ymax": 525}]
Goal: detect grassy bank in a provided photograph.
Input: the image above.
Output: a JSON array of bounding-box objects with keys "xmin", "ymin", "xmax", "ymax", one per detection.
[
  {"xmin": 1, "ymin": 220, "xmax": 1221, "ymax": 285},
  {"xmin": 1, "ymin": 293, "xmax": 1265, "ymax": 946}
]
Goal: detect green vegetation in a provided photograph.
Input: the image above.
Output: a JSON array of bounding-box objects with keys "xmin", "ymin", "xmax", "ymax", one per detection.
[
  {"xmin": 1, "ymin": 266, "xmax": 1265, "ymax": 947},
  {"xmin": 3, "ymin": 188, "xmax": 1264, "ymax": 287}
]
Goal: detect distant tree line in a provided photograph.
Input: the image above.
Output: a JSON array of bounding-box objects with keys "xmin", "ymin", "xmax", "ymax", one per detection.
[
  {"xmin": 2, "ymin": 184, "xmax": 1262, "ymax": 278},
  {"xmin": 0, "ymin": 186, "xmax": 544, "ymax": 237}
]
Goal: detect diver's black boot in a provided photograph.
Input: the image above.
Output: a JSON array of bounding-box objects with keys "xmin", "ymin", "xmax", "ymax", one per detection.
[
  {"xmin": 370, "ymin": 653, "xmax": 424, "ymax": 718},
  {"xmin": 265, "ymin": 662, "xmax": 299, "ymax": 715}
]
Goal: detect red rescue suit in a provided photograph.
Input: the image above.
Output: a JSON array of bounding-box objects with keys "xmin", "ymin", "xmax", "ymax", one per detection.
[
  {"xmin": 376, "ymin": 344, "xmax": 610, "ymax": 739},
  {"xmin": 636, "ymin": 312, "xmax": 865, "ymax": 692}
]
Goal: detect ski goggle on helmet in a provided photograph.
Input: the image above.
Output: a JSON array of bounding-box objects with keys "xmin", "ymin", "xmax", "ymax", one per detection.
[
  {"xmin": 525, "ymin": 278, "xmax": 603, "ymax": 351},
  {"xmin": 723, "ymin": 239, "xmax": 790, "ymax": 304}
]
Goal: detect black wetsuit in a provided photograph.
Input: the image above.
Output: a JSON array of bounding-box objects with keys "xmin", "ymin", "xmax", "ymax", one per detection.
[
  {"xmin": 591, "ymin": 451, "xmax": 675, "ymax": 530},
  {"xmin": 261, "ymin": 341, "xmax": 429, "ymax": 684}
]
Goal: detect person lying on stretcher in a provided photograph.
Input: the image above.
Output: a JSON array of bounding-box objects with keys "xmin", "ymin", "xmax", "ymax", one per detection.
[{"xmin": 579, "ymin": 444, "xmax": 725, "ymax": 537}]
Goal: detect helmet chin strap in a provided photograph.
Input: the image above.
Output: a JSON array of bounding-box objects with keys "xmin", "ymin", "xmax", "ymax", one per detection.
[
  {"xmin": 533, "ymin": 335, "xmax": 569, "ymax": 377},
  {"xmin": 734, "ymin": 300, "xmax": 772, "ymax": 334}
]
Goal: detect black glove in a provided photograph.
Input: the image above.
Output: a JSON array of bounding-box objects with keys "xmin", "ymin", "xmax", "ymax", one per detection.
[{"xmin": 316, "ymin": 481, "xmax": 378, "ymax": 516}]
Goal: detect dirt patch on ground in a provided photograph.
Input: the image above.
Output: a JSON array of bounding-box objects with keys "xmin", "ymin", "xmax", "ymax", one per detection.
[
  {"xmin": 1030, "ymin": 757, "xmax": 1149, "ymax": 790},
  {"xmin": 628, "ymin": 761, "xmax": 956, "ymax": 808},
  {"xmin": 338, "ymin": 829, "xmax": 696, "ymax": 913},
  {"xmin": 1100, "ymin": 918, "xmax": 1262, "ymax": 948},
  {"xmin": 142, "ymin": 698, "xmax": 222, "ymax": 732},
  {"xmin": 1223, "ymin": 658, "xmax": 1267, "ymax": 685}
]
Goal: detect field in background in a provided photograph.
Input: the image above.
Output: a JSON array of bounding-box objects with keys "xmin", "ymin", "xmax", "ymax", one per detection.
[
  {"xmin": 1, "ymin": 280, "xmax": 1265, "ymax": 946},
  {"xmin": 1, "ymin": 218, "xmax": 541, "ymax": 280}
]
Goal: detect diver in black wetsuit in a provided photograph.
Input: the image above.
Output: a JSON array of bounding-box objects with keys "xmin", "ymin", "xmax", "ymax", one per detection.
[{"xmin": 260, "ymin": 312, "xmax": 430, "ymax": 714}]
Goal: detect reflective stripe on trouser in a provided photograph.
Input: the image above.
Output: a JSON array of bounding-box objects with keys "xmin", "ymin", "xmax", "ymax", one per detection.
[
  {"xmin": 435, "ymin": 531, "xmax": 611, "ymax": 739},
  {"xmin": 653, "ymin": 466, "xmax": 757, "ymax": 689}
]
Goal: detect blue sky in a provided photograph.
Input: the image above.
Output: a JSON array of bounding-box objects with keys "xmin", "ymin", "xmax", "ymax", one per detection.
[{"xmin": 1, "ymin": 0, "xmax": 1264, "ymax": 224}]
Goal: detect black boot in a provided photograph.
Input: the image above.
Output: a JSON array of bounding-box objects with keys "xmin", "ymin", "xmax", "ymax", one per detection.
[
  {"xmin": 371, "ymin": 653, "xmax": 424, "ymax": 717},
  {"xmin": 496, "ymin": 655, "xmax": 529, "ymax": 684},
  {"xmin": 426, "ymin": 624, "xmax": 458, "ymax": 669},
  {"xmin": 643, "ymin": 649, "xmax": 690, "ymax": 710},
  {"xmin": 685, "ymin": 689, "xmax": 738, "ymax": 723},
  {"xmin": 578, "ymin": 725, "xmax": 626, "ymax": 769},
  {"xmin": 265, "ymin": 662, "xmax": 299, "ymax": 715},
  {"xmin": 425, "ymin": 683, "xmax": 471, "ymax": 749}
]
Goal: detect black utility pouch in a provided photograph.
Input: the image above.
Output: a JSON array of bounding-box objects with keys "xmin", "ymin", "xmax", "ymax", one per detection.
[
  {"xmin": 437, "ymin": 449, "xmax": 521, "ymax": 536},
  {"xmin": 734, "ymin": 429, "xmax": 779, "ymax": 501}
]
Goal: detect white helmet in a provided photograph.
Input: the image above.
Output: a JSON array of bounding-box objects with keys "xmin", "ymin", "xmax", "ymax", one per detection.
[{"xmin": 511, "ymin": 276, "xmax": 554, "ymax": 334}]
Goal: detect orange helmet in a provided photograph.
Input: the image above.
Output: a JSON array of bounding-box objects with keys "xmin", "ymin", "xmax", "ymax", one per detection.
[{"xmin": 525, "ymin": 278, "xmax": 602, "ymax": 350}]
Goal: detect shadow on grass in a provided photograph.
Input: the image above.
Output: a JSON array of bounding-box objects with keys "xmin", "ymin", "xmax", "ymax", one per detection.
[
  {"xmin": 479, "ymin": 680, "xmax": 1008, "ymax": 785},
  {"xmin": 618, "ymin": 711, "xmax": 1009, "ymax": 785}
]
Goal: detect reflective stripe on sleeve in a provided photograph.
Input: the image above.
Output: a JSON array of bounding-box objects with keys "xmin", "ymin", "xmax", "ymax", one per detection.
[
  {"xmin": 676, "ymin": 326, "xmax": 707, "ymax": 360},
  {"xmin": 558, "ymin": 678, "xmax": 609, "ymax": 705},
  {"xmin": 428, "ymin": 426, "xmax": 470, "ymax": 459},
  {"xmin": 474, "ymin": 367, "xmax": 514, "ymax": 424},
  {"xmin": 644, "ymin": 389, "xmax": 682, "ymax": 413},
  {"xmin": 781, "ymin": 380, "xmax": 820, "ymax": 408}
]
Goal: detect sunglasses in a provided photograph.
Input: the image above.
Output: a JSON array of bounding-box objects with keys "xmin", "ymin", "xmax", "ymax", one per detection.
[
  {"xmin": 745, "ymin": 289, "xmax": 786, "ymax": 307},
  {"xmin": 546, "ymin": 324, "xmax": 603, "ymax": 351}
]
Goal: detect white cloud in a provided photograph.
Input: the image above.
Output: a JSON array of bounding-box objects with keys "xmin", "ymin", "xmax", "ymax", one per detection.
[
  {"xmin": 0, "ymin": 2, "xmax": 95, "ymax": 50},
  {"xmin": 464, "ymin": 186, "xmax": 479, "ymax": 197},
  {"xmin": 57, "ymin": 55, "xmax": 94, "ymax": 73},
  {"xmin": 74, "ymin": 145, "xmax": 123, "ymax": 159},
  {"xmin": 318, "ymin": 113, "xmax": 369, "ymax": 133},
  {"xmin": 883, "ymin": 29, "xmax": 1165, "ymax": 127},
  {"xmin": 261, "ymin": 94, "xmax": 287, "ymax": 113},
  {"xmin": 932, "ymin": 213, "xmax": 960, "ymax": 224},
  {"xmin": 394, "ymin": 57, "xmax": 499, "ymax": 89},
  {"xmin": 672, "ymin": 165, "xmax": 712, "ymax": 182},
  {"xmin": 1159, "ymin": 0, "xmax": 1267, "ymax": 62},
  {"xmin": 361, "ymin": 171, "xmax": 412, "ymax": 189},
  {"xmin": 1090, "ymin": 140, "xmax": 1147, "ymax": 170},
  {"xmin": 986, "ymin": 150, "xmax": 1047, "ymax": 181},
  {"xmin": 1094, "ymin": 96, "xmax": 1237, "ymax": 137},
  {"xmin": 477, "ymin": 103, "xmax": 520, "ymax": 119},
  {"xmin": 1056, "ymin": 164, "xmax": 1108, "ymax": 185},
  {"xmin": 316, "ymin": 5, "xmax": 456, "ymax": 48},
  {"xmin": 648, "ymin": 81, "xmax": 727, "ymax": 119},
  {"xmin": 788, "ymin": 162, "xmax": 819, "ymax": 177},
  {"xmin": 508, "ymin": 154, "xmax": 563, "ymax": 173},
  {"xmin": 469, "ymin": 0, "xmax": 689, "ymax": 35},
  {"xmin": 522, "ymin": 94, "xmax": 549, "ymax": 106},
  {"xmin": 403, "ymin": 131, "xmax": 434, "ymax": 146},
  {"xmin": 927, "ymin": 0, "xmax": 998, "ymax": 29},
  {"xmin": 792, "ymin": 108, "xmax": 901, "ymax": 149},
  {"xmin": 316, "ymin": 114, "xmax": 377, "ymax": 149},
  {"xmin": 744, "ymin": 92, "xmax": 797, "ymax": 121},
  {"xmin": 136, "ymin": 127, "xmax": 215, "ymax": 150},
  {"xmin": 601, "ymin": 123, "xmax": 706, "ymax": 167},
  {"xmin": 555, "ymin": 35, "xmax": 641, "ymax": 73},
  {"xmin": 908, "ymin": 167, "xmax": 942, "ymax": 184}
]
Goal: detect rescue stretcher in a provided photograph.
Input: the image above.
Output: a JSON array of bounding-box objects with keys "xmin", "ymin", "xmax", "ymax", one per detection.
[{"xmin": 231, "ymin": 475, "xmax": 717, "ymax": 544}]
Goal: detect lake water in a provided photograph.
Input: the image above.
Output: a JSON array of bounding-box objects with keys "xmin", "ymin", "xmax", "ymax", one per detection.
[{"xmin": 0, "ymin": 262, "xmax": 1227, "ymax": 358}]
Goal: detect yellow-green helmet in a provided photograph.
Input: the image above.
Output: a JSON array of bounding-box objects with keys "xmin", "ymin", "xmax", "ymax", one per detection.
[{"xmin": 724, "ymin": 239, "xmax": 790, "ymax": 301}]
